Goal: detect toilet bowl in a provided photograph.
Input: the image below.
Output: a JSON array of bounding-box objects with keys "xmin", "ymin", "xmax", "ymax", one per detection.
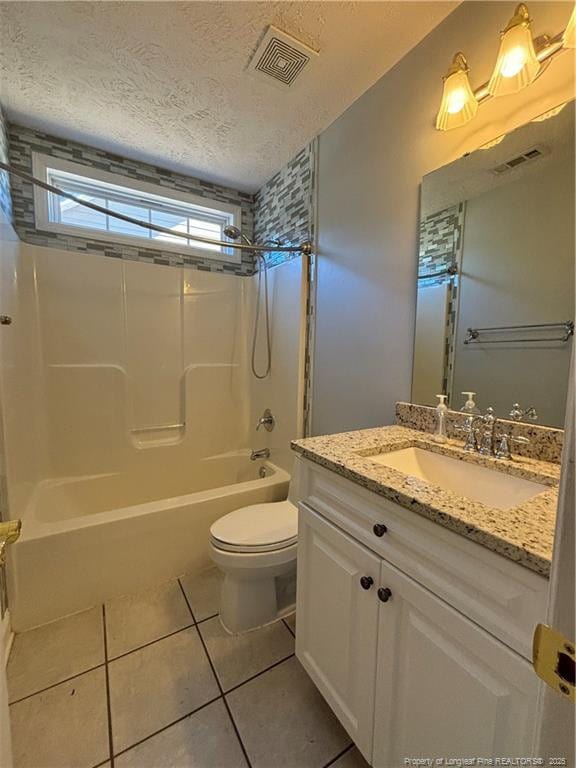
[{"xmin": 209, "ymin": 499, "xmax": 298, "ymax": 634}]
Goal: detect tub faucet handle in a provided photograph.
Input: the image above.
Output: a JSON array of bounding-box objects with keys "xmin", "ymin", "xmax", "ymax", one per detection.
[{"xmin": 256, "ymin": 409, "xmax": 275, "ymax": 432}]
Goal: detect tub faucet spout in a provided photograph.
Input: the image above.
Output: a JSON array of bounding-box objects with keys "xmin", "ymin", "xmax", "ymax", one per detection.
[{"xmin": 250, "ymin": 448, "xmax": 270, "ymax": 461}]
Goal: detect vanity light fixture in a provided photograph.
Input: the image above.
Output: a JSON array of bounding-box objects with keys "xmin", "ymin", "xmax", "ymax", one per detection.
[
  {"xmin": 531, "ymin": 102, "xmax": 568, "ymax": 122},
  {"xmin": 488, "ymin": 4, "xmax": 540, "ymax": 96},
  {"xmin": 563, "ymin": 7, "xmax": 576, "ymax": 48},
  {"xmin": 435, "ymin": 53, "xmax": 478, "ymax": 131},
  {"xmin": 435, "ymin": 3, "xmax": 574, "ymax": 130},
  {"xmin": 478, "ymin": 134, "xmax": 506, "ymax": 150}
]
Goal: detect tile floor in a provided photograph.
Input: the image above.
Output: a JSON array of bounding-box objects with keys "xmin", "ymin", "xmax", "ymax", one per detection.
[{"xmin": 7, "ymin": 568, "xmax": 370, "ymax": 768}]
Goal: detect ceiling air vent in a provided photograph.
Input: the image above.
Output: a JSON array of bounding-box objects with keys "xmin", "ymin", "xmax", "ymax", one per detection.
[
  {"xmin": 492, "ymin": 145, "xmax": 549, "ymax": 175},
  {"xmin": 248, "ymin": 26, "xmax": 319, "ymax": 89}
]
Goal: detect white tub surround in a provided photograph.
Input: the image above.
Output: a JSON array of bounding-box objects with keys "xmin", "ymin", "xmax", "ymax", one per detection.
[
  {"xmin": 10, "ymin": 459, "xmax": 289, "ymax": 631},
  {"xmin": 1, "ymin": 245, "xmax": 307, "ymax": 631}
]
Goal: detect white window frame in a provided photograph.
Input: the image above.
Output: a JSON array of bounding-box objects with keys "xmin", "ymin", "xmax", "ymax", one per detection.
[{"xmin": 32, "ymin": 153, "xmax": 243, "ymax": 264}]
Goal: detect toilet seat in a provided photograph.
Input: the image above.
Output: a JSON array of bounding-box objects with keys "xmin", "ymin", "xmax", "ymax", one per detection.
[{"xmin": 210, "ymin": 500, "xmax": 297, "ymax": 554}]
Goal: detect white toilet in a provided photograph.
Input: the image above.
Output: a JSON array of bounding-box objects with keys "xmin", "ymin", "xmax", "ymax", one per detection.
[{"xmin": 209, "ymin": 499, "xmax": 298, "ymax": 634}]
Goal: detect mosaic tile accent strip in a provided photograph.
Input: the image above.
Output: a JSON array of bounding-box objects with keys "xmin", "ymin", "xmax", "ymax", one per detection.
[
  {"xmin": 302, "ymin": 251, "xmax": 317, "ymax": 437},
  {"xmin": 301, "ymin": 139, "xmax": 318, "ymax": 436},
  {"xmin": 418, "ymin": 203, "xmax": 465, "ymax": 400},
  {"xmin": 395, "ymin": 401, "xmax": 564, "ymax": 464},
  {"xmin": 254, "ymin": 142, "xmax": 315, "ymax": 270},
  {"xmin": 253, "ymin": 140, "xmax": 316, "ymax": 434},
  {"xmin": 8, "ymin": 124, "xmax": 255, "ymax": 275},
  {"xmin": 0, "ymin": 106, "xmax": 12, "ymax": 221},
  {"xmin": 0, "ymin": 106, "xmax": 10, "ymax": 618}
]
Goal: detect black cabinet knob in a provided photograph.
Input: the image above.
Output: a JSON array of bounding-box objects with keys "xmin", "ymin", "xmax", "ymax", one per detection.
[
  {"xmin": 360, "ymin": 576, "xmax": 374, "ymax": 590},
  {"xmin": 373, "ymin": 523, "xmax": 388, "ymax": 537},
  {"xmin": 377, "ymin": 587, "xmax": 392, "ymax": 603}
]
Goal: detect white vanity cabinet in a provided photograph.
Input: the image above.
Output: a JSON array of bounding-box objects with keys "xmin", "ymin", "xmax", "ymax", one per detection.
[
  {"xmin": 373, "ymin": 556, "xmax": 539, "ymax": 766},
  {"xmin": 296, "ymin": 503, "xmax": 381, "ymax": 757},
  {"xmin": 295, "ymin": 459, "xmax": 547, "ymax": 767}
]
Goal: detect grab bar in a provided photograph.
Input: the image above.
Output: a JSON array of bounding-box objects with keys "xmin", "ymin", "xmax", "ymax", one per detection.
[{"xmin": 464, "ymin": 321, "xmax": 574, "ymax": 345}]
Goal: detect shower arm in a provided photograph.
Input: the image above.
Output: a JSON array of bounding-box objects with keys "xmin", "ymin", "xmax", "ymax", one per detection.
[{"xmin": 0, "ymin": 161, "xmax": 313, "ymax": 255}]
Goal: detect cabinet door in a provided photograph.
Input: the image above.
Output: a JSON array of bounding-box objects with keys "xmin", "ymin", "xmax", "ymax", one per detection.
[
  {"xmin": 373, "ymin": 558, "xmax": 540, "ymax": 767},
  {"xmin": 296, "ymin": 504, "xmax": 380, "ymax": 760}
]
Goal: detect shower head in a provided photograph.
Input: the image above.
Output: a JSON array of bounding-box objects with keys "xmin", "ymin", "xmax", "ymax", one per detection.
[
  {"xmin": 223, "ymin": 224, "xmax": 241, "ymax": 240},
  {"xmin": 224, "ymin": 225, "xmax": 253, "ymax": 247}
]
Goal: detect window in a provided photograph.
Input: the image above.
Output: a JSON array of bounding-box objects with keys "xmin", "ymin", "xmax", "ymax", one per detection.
[{"xmin": 32, "ymin": 154, "xmax": 242, "ymax": 263}]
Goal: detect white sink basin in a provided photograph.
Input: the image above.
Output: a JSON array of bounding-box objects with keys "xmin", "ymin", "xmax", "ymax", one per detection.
[{"xmin": 368, "ymin": 447, "xmax": 548, "ymax": 510}]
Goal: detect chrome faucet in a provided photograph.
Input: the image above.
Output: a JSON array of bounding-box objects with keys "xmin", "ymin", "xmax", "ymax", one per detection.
[
  {"xmin": 455, "ymin": 413, "xmax": 483, "ymax": 452},
  {"xmin": 478, "ymin": 407, "xmax": 496, "ymax": 456},
  {"xmin": 494, "ymin": 431, "xmax": 530, "ymax": 460},
  {"xmin": 250, "ymin": 448, "xmax": 270, "ymax": 461},
  {"xmin": 456, "ymin": 406, "xmax": 530, "ymax": 460},
  {"xmin": 256, "ymin": 408, "xmax": 275, "ymax": 432},
  {"xmin": 509, "ymin": 403, "xmax": 538, "ymax": 422}
]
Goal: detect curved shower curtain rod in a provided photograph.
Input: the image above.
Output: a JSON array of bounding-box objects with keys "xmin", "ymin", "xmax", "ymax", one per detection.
[{"xmin": 0, "ymin": 161, "xmax": 313, "ymax": 255}]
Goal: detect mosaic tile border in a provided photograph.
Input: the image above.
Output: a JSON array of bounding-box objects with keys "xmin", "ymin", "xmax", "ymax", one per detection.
[
  {"xmin": 418, "ymin": 203, "xmax": 465, "ymax": 401},
  {"xmin": 301, "ymin": 139, "xmax": 318, "ymax": 437},
  {"xmin": 254, "ymin": 142, "xmax": 315, "ymax": 271},
  {"xmin": 8, "ymin": 123, "xmax": 256, "ymax": 275},
  {"xmin": 0, "ymin": 107, "xmax": 11, "ymax": 618},
  {"xmin": 395, "ymin": 401, "xmax": 564, "ymax": 464},
  {"xmin": 7, "ymin": 122, "xmax": 318, "ymax": 281}
]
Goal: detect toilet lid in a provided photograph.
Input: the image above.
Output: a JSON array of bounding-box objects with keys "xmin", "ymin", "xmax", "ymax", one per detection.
[{"xmin": 210, "ymin": 500, "xmax": 298, "ymax": 553}]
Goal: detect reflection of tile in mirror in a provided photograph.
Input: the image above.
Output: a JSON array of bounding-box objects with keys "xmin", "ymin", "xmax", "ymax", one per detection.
[{"xmin": 414, "ymin": 104, "xmax": 575, "ymax": 428}]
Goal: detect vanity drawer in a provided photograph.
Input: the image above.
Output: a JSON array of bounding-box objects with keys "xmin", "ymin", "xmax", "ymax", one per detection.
[{"xmin": 294, "ymin": 457, "xmax": 549, "ymax": 661}]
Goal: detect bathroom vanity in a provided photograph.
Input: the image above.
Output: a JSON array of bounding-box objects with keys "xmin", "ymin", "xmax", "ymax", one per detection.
[{"xmin": 290, "ymin": 419, "xmax": 559, "ymax": 766}]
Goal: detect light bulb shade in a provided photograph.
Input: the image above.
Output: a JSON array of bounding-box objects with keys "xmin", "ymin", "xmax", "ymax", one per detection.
[
  {"xmin": 563, "ymin": 7, "xmax": 576, "ymax": 48},
  {"xmin": 488, "ymin": 4, "xmax": 540, "ymax": 96},
  {"xmin": 435, "ymin": 53, "xmax": 478, "ymax": 131}
]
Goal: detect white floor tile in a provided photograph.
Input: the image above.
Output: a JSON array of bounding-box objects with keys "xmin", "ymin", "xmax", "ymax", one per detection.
[
  {"xmin": 114, "ymin": 699, "xmax": 247, "ymax": 768},
  {"xmin": 284, "ymin": 612, "xmax": 296, "ymax": 635},
  {"xmin": 108, "ymin": 626, "xmax": 219, "ymax": 753},
  {"xmin": 105, "ymin": 580, "xmax": 192, "ymax": 658},
  {"xmin": 10, "ymin": 667, "xmax": 109, "ymax": 768},
  {"xmin": 199, "ymin": 616, "xmax": 294, "ymax": 691},
  {"xmin": 226, "ymin": 656, "xmax": 350, "ymax": 768},
  {"xmin": 180, "ymin": 567, "xmax": 222, "ymax": 621},
  {"xmin": 8, "ymin": 607, "xmax": 104, "ymax": 702}
]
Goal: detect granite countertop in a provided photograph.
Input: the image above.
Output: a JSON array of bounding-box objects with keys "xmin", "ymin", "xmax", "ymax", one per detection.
[{"xmin": 291, "ymin": 425, "xmax": 560, "ymax": 577}]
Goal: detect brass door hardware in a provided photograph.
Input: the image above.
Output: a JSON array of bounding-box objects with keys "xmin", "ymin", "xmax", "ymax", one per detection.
[
  {"xmin": 533, "ymin": 623, "xmax": 575, "ymax": 702},
  {"xmin": 0, "ymin": 519, "xmax": 21, "ymax": 565}
]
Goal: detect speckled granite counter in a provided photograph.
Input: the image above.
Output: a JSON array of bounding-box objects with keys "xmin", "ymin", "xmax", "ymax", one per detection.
[{"xmin": 292, "ymin": 425, "xmax": 560, "ymax": 577}]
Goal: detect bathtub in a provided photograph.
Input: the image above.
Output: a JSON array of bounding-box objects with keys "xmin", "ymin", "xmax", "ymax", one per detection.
[{"xmin": 9, "ymin": 454, "xmax": 290, "ymax": 630}]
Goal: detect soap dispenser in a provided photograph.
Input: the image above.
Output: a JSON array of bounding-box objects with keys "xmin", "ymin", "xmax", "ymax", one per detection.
[
  {"xmin": 433, "ymin": 394, "xmax": 448, "ymax": 443},
  {"xmin": 460, "ymin": 392, "xmax": 479, "ymax": 414}
]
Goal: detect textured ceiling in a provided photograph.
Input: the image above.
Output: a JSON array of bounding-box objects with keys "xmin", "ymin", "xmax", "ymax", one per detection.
[{"xmin": 0, "ymin": 1, "xmax": 457, "ymax": 192}]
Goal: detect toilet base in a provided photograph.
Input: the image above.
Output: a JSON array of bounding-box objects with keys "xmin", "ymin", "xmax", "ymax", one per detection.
[{"xmin": 210, "ymin": 542, "xmax": 297, "ymax": 634}]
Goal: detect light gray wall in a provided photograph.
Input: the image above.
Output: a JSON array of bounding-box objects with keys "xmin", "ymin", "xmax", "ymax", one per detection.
[{"xmin": 311, "ymin": 1, "xmax": 575, "ymax": 436}]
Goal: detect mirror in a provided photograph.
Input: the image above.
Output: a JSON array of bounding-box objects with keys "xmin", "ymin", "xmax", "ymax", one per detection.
[{"xmin": 412, "ymin": 101, "xmax": 575, "ymax": 428}]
